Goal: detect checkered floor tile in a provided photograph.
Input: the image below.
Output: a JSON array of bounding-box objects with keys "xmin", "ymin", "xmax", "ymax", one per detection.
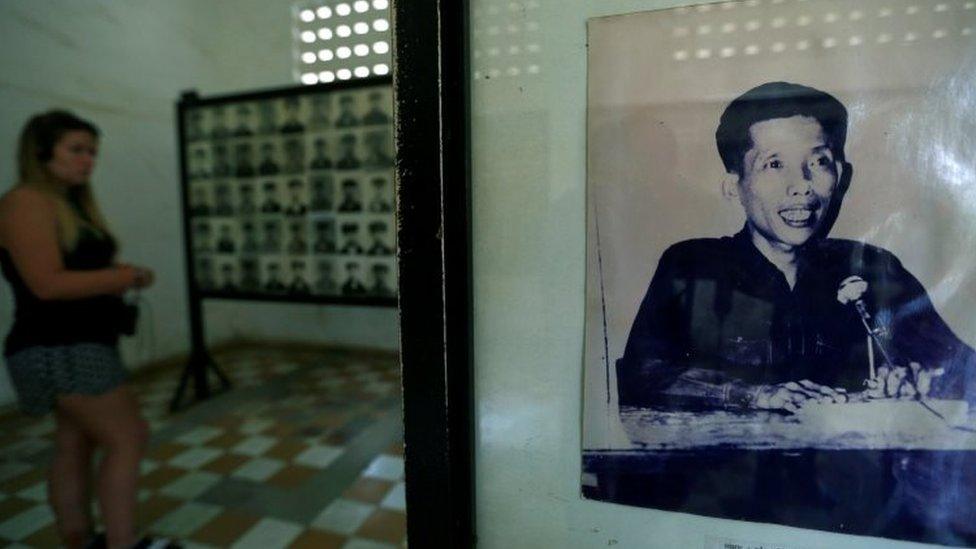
[{"xmin": 0, "ymin": 344, "xmax": 407, "ymax": 548}]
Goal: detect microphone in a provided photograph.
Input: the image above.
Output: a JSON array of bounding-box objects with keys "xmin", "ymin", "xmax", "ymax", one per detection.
[{"xmin": 838, "ymin": 276, "xmax": 895, "ymax": 379}]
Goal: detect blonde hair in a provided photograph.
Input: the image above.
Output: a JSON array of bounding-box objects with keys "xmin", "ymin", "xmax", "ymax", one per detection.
[{"xmin": 16, "ymin": 110, "xmax": 115, "ymax": 253}]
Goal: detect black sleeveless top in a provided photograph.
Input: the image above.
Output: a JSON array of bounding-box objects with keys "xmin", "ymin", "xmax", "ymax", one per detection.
[{"xmin": 1, "ymin": 214, "xmax": 123, "ymax": 357}]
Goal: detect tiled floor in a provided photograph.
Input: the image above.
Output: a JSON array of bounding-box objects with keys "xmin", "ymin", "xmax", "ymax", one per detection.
[{"xmin": 0, "ymin": 344, "xmax": 406, "ymax": 548}]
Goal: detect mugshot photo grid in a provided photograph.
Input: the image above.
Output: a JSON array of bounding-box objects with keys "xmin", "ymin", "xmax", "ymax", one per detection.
[{"xmin": 184, "ymin": 85, "xmax": 396, "ymax": 299}]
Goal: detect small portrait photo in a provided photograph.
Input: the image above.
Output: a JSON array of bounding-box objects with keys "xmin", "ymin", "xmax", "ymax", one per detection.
[
  {"xmin": 287, "ymin": 259, "xmax": 312, "ymax": 295},
  {"xmin": 362, "ymin": 129, "xmax": 393, "ymax": 169},
  {"xmin": 309, "ymin": 94, "xmax": 332, "ymax": 129},
  {"xmin": 337, "ymin": 177, "xmax": 363, "ymax": 212},
  {"xmin": 257, "ymin": 100, "xmax": 278, "ymax": 135},
  {"xmin": 367, "ymin": 176, "xmax": 392, "ymax": 213},
  {"xmin": 185, "ymin": 109, "xmax": 207, "ymax": 142},
  {"xmin": 211, "ymin": 143, "xmax": 232, "ymax": 178},
  {"xmin": 240, "ymin": 257, "xmax": 261, "ymax": 292},
  {"xmin": 286, "ymin": 219, "xmax": 308, "ymax": 255},
  {"xmin": 233, "ymin": 103, "xmax": 255, "ymax": 137},
  {"xmin": 215, "ymin": 222, "xmax": 237, "ymax": 254},
  {"xmin": 212, "ymin": 182, "xmax": 235, "ymax": 217},
  {"xmin": 233, "ymin": 141, "xmax": 256, "ymax": 178},
  {"xmin": 209, "ymin": 105, "xmax": 230, "ymax": 140},
  {"xmin": 335, "ymin": 93, "xmax": 359, "ymax": 128},
  {"xmin": 313, "ymin": 259, "xmax": 338, "ymax": 296},
  {"xmin": 309, "ymin": 136, "xmax": 333, "ymax": 170},
  {"xmin": 188, "ymin": 146, "xmax": 211, "ymax": 180},
  {"xmin": 369, "ymin": 261, "xmax": 395, "ymax": 297},
  {"xmin": 284, "ymin": 178, "xmax": 308, "ymax": 216},
  {"xmin": 366, "ymin": 220, "xmax": 393, "ymax": 257},
  {"xmin": 189, "ymin": 184, "xmax": 211, "ymax": 217},
  {"xmin": 218, "ymin": 260, "xmax": 238, "ymax": 293},
  {"xmin": 310, "ymin": 174, "xmax": 335, "ymax": 211},
  {"xmin": 282, "ymin": 137, "xmax": 306, "ymax": 175},
  {"xmin": 259, "ymin": 180, "xmax": 282, "ymax": 214},
  {"xmin": 280, "ymin": 96, "xmax": 306, "ymax": 134},
  {"xmin": 261, "ymin": 258, "xmax": 286, "ymax": 294},
  {"xmin": 257, "ymin": 141, "xmax": 281, "ymax": 176},
  {"xmin": 237, "ymin": 181, "xmax": 257, "ymax": 215},
  {"xmin": 260, "ymin": 219, "xmax": 282, "ymax": 254},
  {"xmin": 339, "ymin": 221, "xmax": 364, "ymax": 255},
  {"xmin": 192, "ymin": 221, "xmax": 213, "ymax": 253},
  {"xmin": 582, "ymin": 2, "xmax": 976, "ymax": 545},
  {"xmin": 340, "ymin": 260, "xmax": 368, "ymax": 297},
  {"xmin": 336, "ymin": 133, "xmax": 361, "ymax": 170},
  {"xmin": 195, "ymin": 257, "xmax": 216, "ymax": 290},
  {"xmin": 312, "ymin": 218, "xmax": 337, "ymax": 254},
  {"xmin": 240, "ymin": 220, "xmax": 260, "ymax": 254},
  {"xmin": 362, "ymin": 89, "xmax": 391, "ymax": 126}
]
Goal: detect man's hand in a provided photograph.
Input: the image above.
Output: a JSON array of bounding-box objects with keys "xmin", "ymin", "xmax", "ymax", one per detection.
[
  {"xmin": 753, "ymin": 380, "xmax": 849, "ymax": 413},
  {"xmin": 865, "ymin": 362, "xmax": 944, "ymax": 399}
]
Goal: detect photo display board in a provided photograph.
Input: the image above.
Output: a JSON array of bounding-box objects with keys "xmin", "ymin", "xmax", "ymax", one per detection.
[{"xmin": 178, "ymin": 77, "xmax": 397, "ymax": 306}]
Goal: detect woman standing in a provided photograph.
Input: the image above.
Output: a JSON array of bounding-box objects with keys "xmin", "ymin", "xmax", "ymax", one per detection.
[{"xmin": 0, "ymin": 111, "xmax": 161, "ymax": 548}]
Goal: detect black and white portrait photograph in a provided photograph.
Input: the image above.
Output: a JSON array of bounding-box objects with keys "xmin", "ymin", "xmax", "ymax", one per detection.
[
  {"xmin": 340, "ymin": 261, "xmax": 367, "ymax": 297},
  {"xmin": 261, "ymin": 220, "xmax": 281, "ymax": 254},
  {"xmin": 233, "ymin": 104, "xmax": 254, "ymax": 137},
  {"xmin": 196, "ymin": 257, "xmax": 215, "ymax": 290},
  {"xmin": 262, "ymin": 260, "xmax": 286, "ymax": 293},
  {"xmin": 282, "ymin": 138, "xmax": 305, "ymax": 175},
  {"xmin": 233, "ymin": 142, "xmax": 255, "ymax": 178},
  {"xmin": 211, "ymin": 143, "xmax": 231, "ymax": 178},
  {"xmin": 240, "ymin": 258, "xmax": 261, "ymax": 292},
  {"xmin": 362, "ymin": 90, "xmax": 390, "ymax": 126},
  {"xmin": 284, "ymin": 178, "xmax": 307, "ymax": 217},
  {"xmin": 339, "ymin": 221, "xmax": 363, "ymax": 255},
  {"xmin": 310, "ymin": 175, "xmax": 334, "ymax": 211},
  {"xmin": 216, "ymin": 223, "xmax": 236, "ymax": 254},
  {"xmin": 240, "ymin": 220, "xmax": 259, "ymax": 254},
  {"xmin": 186, "ymin": 110, "xmax": 206, "ymax": 141},
  {"xmin": 218, "ymin": 261, "xmax": 237, "ymax": 292},
  {"xmin": 369, "ymin": 262, "xmax": 393, "ymax": 297},
  {"xmin": 238, "ymin": 181, "xmax": 256, "ymax": 215},
  {"xmin": 309, "ymin": 94, "xmax": 331, "ymax": 128},
  {"xmin": 279, "ymin": 96, "xmax": 305, "ymax": 134},
  {"xmin": 213, "ymin": 182, "xmax": 234, "ymax": 216},
  {"xmin": 313, "ymin": 219, "xmax": 337, "ymax": 254},
  {"xmin": 314, "ymin": 259, "xmax": 337, "ymax": 295},
  {"xmin": 189, "ymin": 185, "xmax": 211, "ymax": 217},
  {"xmin": 338, "ymin": 178, "xmax": 362, "ymax": 213},
  {"xmin": 363, "ymin": 130, "xmax": 392, "ymax": 169},
  {"xmin": 209, "ymin": 105, "xmax": 230, "ymax": 139},
  {"xmin": 286, "ymin": 219, "xmax": 308, "ymax": 255},
  {"xmin": 309, "ymin": 136, "xmax": 333, "ymax": 170},
  {"xmin": 189, "ymin": 147, "xmax": 210, "ymax": 180},
  {"xmin": 287, "ymin": 259, "xmax": 311, "ymax": 295},
  {"xmin": 258, "ymin": 142, "xmax": 280, "ymax": 176},
  {"xmin": 193, "ymin": 221, "xmax": 212, "ymax": 253},
  {"xmin": 335, "ymin": 94, "xmax": 359, "ymax": 128},
  {"xmin": 259, "ymin": 181, "xmax": 281, "ymax": 214},
  {"xmin": 366, "ymin": 220, "xmax": 392, "ymax": 257},
  {"xmin": 367, "ymin": 176, "xmax": 392, "ymax": 213},
  {"xmin": 336, "ymin": 134, "xmax": 361, "ymax": 171},
  {"xmin": 257, "ymin": 101, "xmax": 277, "ymax": 135},
  {"xmin": 582, "ymin": 1, "xmax": 976, "ymax": 546}
]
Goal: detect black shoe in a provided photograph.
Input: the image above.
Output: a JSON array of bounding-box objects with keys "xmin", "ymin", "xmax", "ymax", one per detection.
[{"xmin": 85, "ymin": 532, "xmax": 106, "ymax": 549}]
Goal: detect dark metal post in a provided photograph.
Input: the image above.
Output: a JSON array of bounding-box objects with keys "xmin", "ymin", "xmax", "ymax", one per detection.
[{"xmin": 393, "ymin": 0, "xmax": 474, "ymax": 546}]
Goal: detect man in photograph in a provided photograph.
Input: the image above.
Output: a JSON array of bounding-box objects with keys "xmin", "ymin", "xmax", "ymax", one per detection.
[
  {"xmin": 280, "ymin": 96, "xmax": 306, "ymax": 134},
  {"xmin": 310, "ymin": 175, "xmax": 334, "ymax": 211},
  {"xmin": 368, "ymin": 176, "xmax": 392, "ymax": 213},
  {"xmin": 338, "ymin": 178, "xmax": 363, "ymax": 212},
  {"xmin": 288, "ymin": 260, "xmax": 312, "ymax": 295},
  {"xmin": 336, "ymin": 134, "xmax": 361, "ymax": 170},
  {"xmin": 314, "ymin": 260, "xmax": 337, "ymax": 295},
  {"xmin": 233, "ymin": 104, "xmax": 254, "ymax": 137},
  {"xmin": 258, "ymin": 142, "xmax": 280, "ymax": 176},
  {"xmin": 362, "ymin": 90, "xmax": 390, "ymax": 125},
  {"xmin": 335, "ymin": 95, "xmax": 358, "ymax": 127},
  {"xmin": 260, "ymin": 181, "xmax": 281, "ymax": 214},
  {"xmin": 341, "ymin": 261, "xmax": 367, "ymax": 296},
  {"xmin": 233, "ymin": 142, "xmax": 255, "ymax": 178},
  {"xmin": 616, "ymin": 82, "xmax": 976, "ymax": 413},
  {"xmin": 313, "ymin": 220, "xmax": 337, "ymax": 254}
]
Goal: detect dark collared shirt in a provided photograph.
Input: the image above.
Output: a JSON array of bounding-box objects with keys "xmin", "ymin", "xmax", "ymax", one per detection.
[{"xmin": 617, "ymin": 228, "xmax": 976, "ymax": 410}]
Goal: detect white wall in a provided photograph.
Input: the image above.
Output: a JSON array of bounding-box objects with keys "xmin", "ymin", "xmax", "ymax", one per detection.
[{"xmin": 0, "ymin": 0, "xmax": 398, "ymax": 406}]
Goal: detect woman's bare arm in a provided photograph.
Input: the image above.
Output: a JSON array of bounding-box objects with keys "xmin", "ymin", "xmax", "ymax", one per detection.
[{"xmin": 0, "ymin": 188, "xmax": 135, "ymax": 300}]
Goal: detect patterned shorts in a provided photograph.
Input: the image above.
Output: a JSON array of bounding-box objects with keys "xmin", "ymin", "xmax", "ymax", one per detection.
[{"xmin": 4, "ymin": 343, "xmax": 129, "ymax": 416}]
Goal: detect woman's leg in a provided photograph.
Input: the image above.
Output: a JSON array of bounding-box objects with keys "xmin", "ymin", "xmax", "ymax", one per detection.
[
  {"xmin": 48, "ymin": 409, "xmax": 96, "ymax": 549},
  {"xmin": 57, "ymin": 385, "xmax": 149, "ymax": 549}
]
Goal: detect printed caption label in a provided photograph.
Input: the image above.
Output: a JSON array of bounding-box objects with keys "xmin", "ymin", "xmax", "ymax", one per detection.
[{"xmin": 705, "ymin": 536, "xmax": 816, "ymax": 549}]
